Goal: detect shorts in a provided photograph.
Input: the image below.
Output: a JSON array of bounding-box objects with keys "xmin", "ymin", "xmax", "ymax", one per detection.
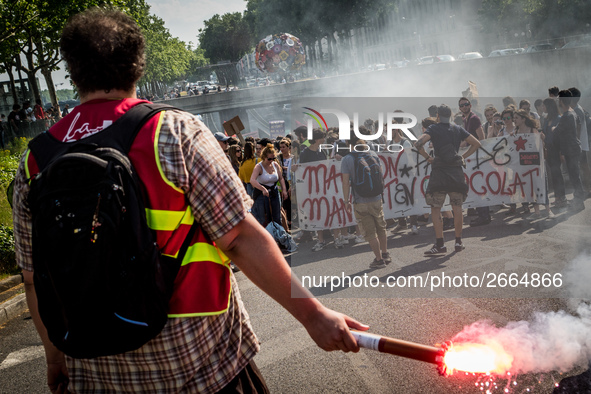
[
  {"xmin": 353, "ymin": 200, "xmax": 387, "ymax": 242},
  {"xmin": 425, "ymin": 191, "xmax": 466, "ymax": 208}
]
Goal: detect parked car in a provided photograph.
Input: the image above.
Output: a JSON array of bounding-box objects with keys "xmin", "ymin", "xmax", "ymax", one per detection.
[
  {"xmin": 457, "ymin": 52, "xmax": 483, "ymax": 60},
  {"xmin": 392, "ymin": 59, "xmax": 410, "ymax": 68},
  {"xmin": 524, "ymin": 43, "xmax": 554, "ymax": 53},
  {"xmin": 435, "ymin": 54, "xmax": 456, "ymax": 62},
  {"xmin": 488, "ymin": 48, "xmax": 522, "ymax": 57},
  {"xmin": 374, "ymin": 63, "xmax": 387, "ymax": 70},
  {"xmin": 417, "ymin": 56, "xmax": 435, "ymax": 65},
  {"xmin": 561, "ymin": 35, "xmax": 591, "ymax": 49}
]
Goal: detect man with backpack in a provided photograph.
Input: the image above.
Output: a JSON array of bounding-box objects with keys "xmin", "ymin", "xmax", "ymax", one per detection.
[
  {"xmin": 340, "ymin": 126, "xmax": 390, "ymax": 269},
  {"xmin": 414, "ymin": 105, "xmax": 481, "ymax": 255},
  {"xmin": 12, "ymin": 8, "xmax": 367, "ymax": 393}
]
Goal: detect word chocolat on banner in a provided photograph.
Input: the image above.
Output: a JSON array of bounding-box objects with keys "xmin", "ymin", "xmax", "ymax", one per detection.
[{"xmin": 294, "ymin": 134, "xmax": 546, "ymax": 230}]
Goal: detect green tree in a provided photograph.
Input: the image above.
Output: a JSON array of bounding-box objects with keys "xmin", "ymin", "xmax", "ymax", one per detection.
[
  {"xmin": 3, "ymin": 0, "xmax": 131, "ymax": 115},
  {"xmin": 198, "ymin": 12, "xmax": 254, "ymax": 86},
  {"xmin": 479, "ymin": 0, "xmax": 591, "ymax": 43},
  {"xmin": 185, "ymin": 48, "xmax": 211, "ymax": 83},
  {"xmin": 199, "ymin": 13, "xmax": 253, "ymax": 63},
  {"xmin": 244, "ymin": 0, "xmax": 395, "ymax": 73},
  {"xmin": 137, "ymin": 11, "xmax": 196, "ymax": 97}
]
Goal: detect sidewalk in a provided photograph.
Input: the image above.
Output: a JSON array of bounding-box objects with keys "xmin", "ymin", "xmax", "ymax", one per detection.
[{"xmin": 0, "ymin": 274, "xmax": 26, "ymax": 326}]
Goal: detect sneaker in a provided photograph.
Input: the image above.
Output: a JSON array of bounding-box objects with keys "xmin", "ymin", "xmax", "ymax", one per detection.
[
  {"xmin": 410, "ymin": 225, "xmax": 419, "ymax": 235},
  {"xmin": 524, "ymin": 212, "xmax": 542, "ymax": 221},
  {"xmin": 334, "ymin": 236, "xmax": 345, "ymax": 249},
  {"xmin": 344, "ymin": 233, "xmax": 357, "ymax": 240},
  {"xmin": 370, "ymin": 258, "xmax": 386, "ymax": 269},
  {"xmin": 312, "ymin": 241, "xmax": 326, "ymax": 252},
  {"xmin": 390, "ymin": 224, "xmax": 406, "ymax": 234},
  {"xmin": 294, "ymin": 231, "xmax": 314, "ymax": 243},
  {"xmin": 546, "ymin": 210, "xmax": 556, "ymax": 219},
  {"xmin": 470, "ymin": 216, "xmax": 491, "ymax": 227},
  {"xmin": 454, "ymin": 242, "xmax": 465, "ymax": 252},
  {"xmin": 354, "ymin": 235, "xmax": 365, "ymax": 244},
  {"xmin": 424, "ymin": 245, "xmax": 447, "ymax": 255},
  {"xmin": 382, "ymin": 252, "xmax": 392, "ymax": 265}
]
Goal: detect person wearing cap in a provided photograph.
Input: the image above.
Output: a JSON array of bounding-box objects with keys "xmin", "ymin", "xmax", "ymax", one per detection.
[
  {"xmin": 214, "ymin": 132, "xmax": 231, "ymax": 153},
  {"xmin": 414, "ymin": 104, "xmax": 481, "ymax": 255}
]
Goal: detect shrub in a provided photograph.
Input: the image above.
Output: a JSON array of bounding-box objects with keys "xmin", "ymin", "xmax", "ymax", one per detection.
[
  {"xmin": 0, "ymin": 225, "xmax": 17, "ymax": 276},
  {"xmin": 0, "ymin": 137, "xmax": 29, "ymax": 276}
]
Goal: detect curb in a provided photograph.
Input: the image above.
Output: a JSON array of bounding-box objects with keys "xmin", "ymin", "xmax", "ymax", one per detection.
[
  {"xmin": 0, "ymin": 293, "xmax": 27, "ymax": 326},
  {"xmin": 0, "ymin": 273, "xmax": 23, "ymax": 293},
  {"xmin": 0, "ymin": 274, "xmax": 27, "ymax": 326}
]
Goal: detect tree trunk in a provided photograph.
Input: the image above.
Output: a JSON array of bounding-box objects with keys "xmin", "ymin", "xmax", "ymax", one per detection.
[
  {"xmin": 41, "ymin": 68, "xmax": 61, "ymax": 118},
  {"xmin": 14, "ymin": 56, "xmax": 29, "ymax": 103},
  {"xmin": 25, "ymin": 70, "xmax": 41, "ymax": 105},
  {"xmin": 4, "ymin": 62, "xmax": 19, "ymax": 104},
  {"xmin": 308, "ymin": 45, "xmax": 315, "ymax": 74},
  {"xmin": 327, "ymin": 34, "xmax": 333, "ymax": 67}
]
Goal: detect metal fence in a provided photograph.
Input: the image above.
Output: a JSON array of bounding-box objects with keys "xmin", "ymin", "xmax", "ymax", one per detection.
[{"xmin": 2, "ymin": 120, "xmax": 54, "ymax": 148}]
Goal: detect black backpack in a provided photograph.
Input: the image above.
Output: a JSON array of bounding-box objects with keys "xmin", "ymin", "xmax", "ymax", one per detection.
[
  {"xmin": 351, "ymin": 151, "xmax": 384, "ymax": 198},
  {"xmin": 27, "ymin": 103, "xmax": 190, "ymax": 359}
]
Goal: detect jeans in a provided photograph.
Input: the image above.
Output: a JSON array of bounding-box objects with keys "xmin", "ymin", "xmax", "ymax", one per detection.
[
  {"xmin": 564, "ymin": 151, "xmax": 585, "ymax": 201},
  {"xmin": 548, "ymin": 151, "xmax": 565, "ymax": 201},
  {"xmin": 246, "ymin": 183, "xmax": 254, "ymax": 199},
  {"xmin": 252, "ymin": 188, "xmax": 281, "ymax": 226}
]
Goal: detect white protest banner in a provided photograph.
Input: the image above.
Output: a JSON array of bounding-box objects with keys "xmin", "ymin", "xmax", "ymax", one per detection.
[{"xmin": 293, "ymin": 134, "xmax": 546, "ymax": 231}]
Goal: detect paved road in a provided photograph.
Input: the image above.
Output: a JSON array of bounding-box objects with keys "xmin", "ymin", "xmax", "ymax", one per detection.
[{"xmin": 1, "ymin": 204, "xmax": 589, "ymax": 393}]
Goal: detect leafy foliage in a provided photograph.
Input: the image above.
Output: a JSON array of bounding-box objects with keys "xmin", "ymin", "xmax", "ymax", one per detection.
[
  {"xmin": 198, "ymin": 13, "xmax": 253, "ymax": 63},
  {"xmin": 0, "ymin": 136, "xmax": 29, "ymax": 277},
  {"xmin": 479, "ymin": 0, "xmax": 591, "ymax": 40},
  {"xmin": 0, "ymin": 225, "xmax": 17, "ymax": 277}
]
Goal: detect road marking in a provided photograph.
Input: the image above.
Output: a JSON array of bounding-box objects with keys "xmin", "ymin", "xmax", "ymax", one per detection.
[{"xmin": 0, "ymin": 346, "xmax": 44, "ymax": 370}]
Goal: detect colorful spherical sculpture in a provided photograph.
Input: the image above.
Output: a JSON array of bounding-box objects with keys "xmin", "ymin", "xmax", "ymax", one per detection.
[{"xmin": 255, "ymin": 33, "xmax": 305, "ymax": 73}]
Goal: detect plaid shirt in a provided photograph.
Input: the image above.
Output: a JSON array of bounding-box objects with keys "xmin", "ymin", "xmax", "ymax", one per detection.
[{"xmin": 13, "ymin": 107, "xmax": 259, "ymax": 393}]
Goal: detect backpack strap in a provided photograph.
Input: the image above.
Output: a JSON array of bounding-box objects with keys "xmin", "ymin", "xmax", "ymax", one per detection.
[
  {"xmin": 102, "ymin": 103, "xmax": 176, "ymax": 154},
  {"xmin": 29, "ymin": 103, "xmax": 177, "ymax": 171}
]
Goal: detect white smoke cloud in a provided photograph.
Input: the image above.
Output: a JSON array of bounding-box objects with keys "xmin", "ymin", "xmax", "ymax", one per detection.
[{"xmin": 451, "ymin": 253, "xmax": 591, "ymax": 375}]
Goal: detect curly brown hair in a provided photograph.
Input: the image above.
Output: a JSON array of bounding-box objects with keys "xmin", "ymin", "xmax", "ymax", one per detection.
[{"xmin": 60, "ymin": 7, "xmax": 145, "ymax": 95}]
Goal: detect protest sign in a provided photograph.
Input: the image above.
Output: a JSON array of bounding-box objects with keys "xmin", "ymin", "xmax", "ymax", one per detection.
[{"xmin": 293, "ymin": 134, "xmax": 546, "ymax": 230}]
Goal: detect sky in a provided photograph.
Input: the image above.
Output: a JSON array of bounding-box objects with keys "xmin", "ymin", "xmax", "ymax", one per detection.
[
  {"xmin": 27, "ymin": 0, "xmax": 248, "ymax": 90},
  {"xmin": 146, "ymin": 0, "xmax": 248, "ymax": 49}
]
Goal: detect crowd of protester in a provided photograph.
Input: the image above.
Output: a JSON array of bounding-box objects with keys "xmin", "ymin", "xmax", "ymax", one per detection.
[
  {"xmin": 215, "ymin": 85, "xmax": 590, "ymax": 266},
  {"xmin": 0, "ymin": 100, "xmax": 62, "ymax": 146}
]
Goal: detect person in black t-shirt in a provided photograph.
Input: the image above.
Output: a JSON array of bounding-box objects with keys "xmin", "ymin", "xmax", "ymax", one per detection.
[
  {"xmin": 554, "ymin": 90, "xmax": 585, "ymax": 211},
  {"xmin": 414, "ymin": 104, "xmax": 480, "ymax": 255}
]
